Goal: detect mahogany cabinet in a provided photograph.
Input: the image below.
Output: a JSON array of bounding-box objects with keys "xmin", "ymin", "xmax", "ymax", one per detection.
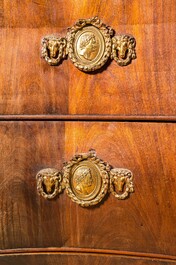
[{"xmin": 0, "ymin": 1, "xmax": 176, "ymax": 265}]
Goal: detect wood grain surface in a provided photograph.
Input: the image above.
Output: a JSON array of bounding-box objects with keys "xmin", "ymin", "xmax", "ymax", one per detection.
[
  {"xmin": 0, "ymin": 121, "xmax": 176, "ymax": 257},
  {"xmin": 0, "ymin": 122, "xmax": 65, "ymax": 249},
  {"xmin": 1, "ymin": 1, "xmax": 176, "ymax": 264},
  {"xmin": 0, "ymin": 0, "xmax": 176, "ymax": 116},
  {"xmin": 1, "ymin": 252, "xmax": 176, "ymax": 265}
]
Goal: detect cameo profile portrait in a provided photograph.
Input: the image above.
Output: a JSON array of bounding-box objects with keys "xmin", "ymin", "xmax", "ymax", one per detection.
[
  {"xmin": 68, "ymin": 21, "xmax": 110, "ymax": 71},
  {"xmin": 63, "ymin": 151, "xmax": 109, "ymax": 207},
  {"xmin": 73, "ymin": 167, "xmax": 95, "ymax": 195},
  {"xmin": 77, "ymin": 33, "xmax": 99, "ymax": 61},
  {"xmin": 71, "ymin": 162, "xmax": 101, "ymax": 201},
  {"xmin": 66, "ymin": 17, "xmax": 114, "ymax": 71}
]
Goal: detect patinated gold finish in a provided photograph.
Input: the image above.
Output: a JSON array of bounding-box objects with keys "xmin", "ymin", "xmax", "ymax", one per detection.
[
  {"xmin": 63, "ymin": 150, "xmax": 110, "ymax": 207},
  {"xmin": 41, "ymin": 17, "xmax": 136, "ymax": 72},
  {"xmin": 36, "ymin": 168, "xmax": 63, "ymax": 199},
  {"xmin": 41, "ymin": 35, "xmax": 67, "ymax": 66},
  {"xmin": 110, "ymin": 168, "xmax": 134, "ymax": 199},
  {"xmin": 67, "ymin": 17, "xmax": 113, "ymax": 72},
  {"xmin": 71, "ymin": 163, "xmax": 100, "ymax": 199},
  {"xmin": 36, "ymin": 151, "xmax": 134, "ymax": 206},
  {"xmin": 111, "ymin": 35, "xmax": 136, "ymax": 66}
]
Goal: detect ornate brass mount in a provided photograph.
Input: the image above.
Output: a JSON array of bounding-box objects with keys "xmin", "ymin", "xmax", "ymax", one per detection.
[
  {"xmin": 41, "ymin": 16, "xmax": 136, "ymax": 72},
  {"xmin": 36, "ymin": 168, "xmax": 63, "ymax": 199},
  {"xmin": 36, "ymin": 150, "xmax": 134, "ymax": 207}
]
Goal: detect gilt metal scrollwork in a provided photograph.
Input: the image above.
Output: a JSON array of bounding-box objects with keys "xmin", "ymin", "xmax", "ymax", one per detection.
[
  {"xmin": 41, "ymin": 16, "xmax": 136, "ymax": 72},
  {"xmin": 36, "ymin": 150, "xmax": 134, "ymax": 207}
]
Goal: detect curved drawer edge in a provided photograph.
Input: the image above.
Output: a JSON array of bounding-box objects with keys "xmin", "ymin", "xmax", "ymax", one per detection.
[{"xmin": 0, "ymin": 248, "xmax": 176, "ymax": 262}]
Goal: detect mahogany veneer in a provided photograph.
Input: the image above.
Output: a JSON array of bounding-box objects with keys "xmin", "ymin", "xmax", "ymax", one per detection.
[
  {"xmin": 0, "ymin": 0, "xmax": 176, "ymax": 116},
  {"xmin": 0, "ymin": 1, "xmax": 176, "ymax": 264}
]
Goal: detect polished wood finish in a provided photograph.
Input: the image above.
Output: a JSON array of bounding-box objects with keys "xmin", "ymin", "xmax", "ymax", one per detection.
[
  {"xmin": 1, "ymin": 247, "xmax": 176, "ymax": 261},
  {"xmin": 0, "ymin": 122, "xmax": 65, "ymax": 249},
  {"xmin": 1, "ymin": 252, "xmax": 176, "ymax": 265},
  {"xmin": 65, "ymin": 122, "xmax": 176, "ymax": 256},
  {"xmin": 1, "ymin": 1, "xmax": 176, "ymax": 264},
  {"xmin": 0, "ymin": 0, "xmax": 176, "ymax": 116},
  {"xmin": 0, "ymin": 122, "xmax": 176, "ymax": 257},
  {"xmin": 1, "ymin": 114, "xmax": 176, "ymax": 122}
]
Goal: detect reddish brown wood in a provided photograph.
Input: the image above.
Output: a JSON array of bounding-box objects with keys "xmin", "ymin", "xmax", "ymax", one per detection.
[
  {"xmin": 0, "ymin": 122, "xmax": 176, "ymax": 258},
  {"xmin": 1, "ymin": 1, "xmax": 176, "ymax": 264},
  {"xmin": 0, "ymin": 247, "xmax": 176, "ymax": 262},
  {"xmin": 0, "ymin": 122, "xmax": 66, "ymax": 249},
  {"xmin": 0, "ymin": 253, "xmax": 176, "ymax": 265},
  {"xmin": 64, "ymin": 122, "xmax": 176, "ymax": 256},
  {"xmin": 0, "ymin": 0, "xmax": 176, "ymax": 116},
  {"xmin": 0, "ymin": 114, "xmax": 176, "ymax": 122}
]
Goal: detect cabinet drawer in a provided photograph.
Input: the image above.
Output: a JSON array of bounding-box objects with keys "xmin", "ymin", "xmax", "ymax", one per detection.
[
  {"xmin": 1, "ymin": 1, "xmax": 176, "ymax": 117},
  {"xmin": 0, "ymin": 121, "xmax": 176, "ymax": 257}
]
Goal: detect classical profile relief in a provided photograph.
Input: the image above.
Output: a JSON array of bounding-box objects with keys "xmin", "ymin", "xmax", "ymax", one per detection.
[
  {"xmin": 68, "ymin": 18, "xmax": 111, "ymax": 71},
  {"xmin": 69, "ymin": 159, "xmax": 103, "ymax": 203},
  {"xmin": 73, "ymin": 167, "xmax": 94, "ymax": 195},
  {"xmin": 41, "ymin": 16, "xmax": 136, "ymax": 72},
  {"xmin": 63, "ymin": 150, "xmax": 109, "ymax": 207},
  {"xmin": 77, "ymin": 33, "xmax": 99, "ymax": 61}
]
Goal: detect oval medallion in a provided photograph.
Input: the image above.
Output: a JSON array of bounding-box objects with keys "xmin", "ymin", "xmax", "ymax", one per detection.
[
  {"xmin": 67, "ymin": 17, "xmax": 113, "ymax": 72},
  {"xmin": 74, "ymin": 26, "xmax": 105, "ymax": 66},
  {"xmin": 63, "ymin": 150, "xmax": 109, "ymax": 207},
  {"xmin": 71, "ymin": 161, "xmax": 102, "ymax": 201}
]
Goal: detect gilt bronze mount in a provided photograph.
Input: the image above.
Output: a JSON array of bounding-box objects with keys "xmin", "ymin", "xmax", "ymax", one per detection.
[
  {"xmin": 41, "ymin": 16, "xmax": 136, "ymax": 72},
  {"xmin": 36, "ymin": 168, "xmax": 63, "ymax": 199},
  {"xmin": 36, "ymin": 150, "xmax": 134, "ymax": 207},
  {"xmin": 63, "ymin": 150, "xmax": 109, "ymax": 207}
]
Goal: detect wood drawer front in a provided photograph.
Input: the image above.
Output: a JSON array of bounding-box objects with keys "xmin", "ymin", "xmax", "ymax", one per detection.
[
  {"xmin": 1, "ymin": 0, "xmax": 176, "ymax": 116},
  {"xmin": 0, "ymin": 121, "xmax": 176, "ymax": 257},
  {"xmin": 1, "ymin": 253, "xmax": 176, "ymax": 265}
]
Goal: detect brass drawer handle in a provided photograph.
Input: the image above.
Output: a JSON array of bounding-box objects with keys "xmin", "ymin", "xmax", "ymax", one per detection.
[
  {"xmin": 41, "ymin": 16, "xmax": 136, "ymax": 72},
  {"xmin": 36, "ymin": 150, "xmax": 134, "ymax": 207}
]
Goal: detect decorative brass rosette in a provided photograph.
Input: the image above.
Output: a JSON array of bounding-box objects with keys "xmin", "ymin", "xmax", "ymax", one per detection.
[
  {"xmin": 36, "ymin": 151, "xmax": 134, "ymax": 206},
  {"xmin": 41, "ymin": 16, "xmax": 136, "ymax": 72}
]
